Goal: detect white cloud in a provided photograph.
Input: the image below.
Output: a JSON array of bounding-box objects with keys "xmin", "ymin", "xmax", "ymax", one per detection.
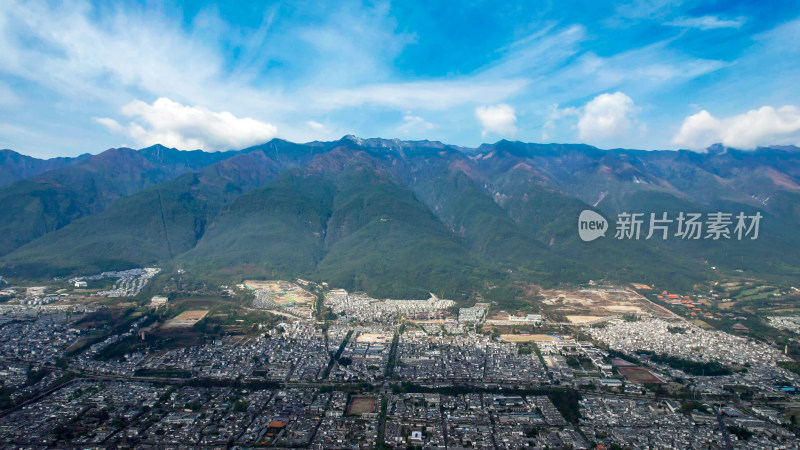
[
  {"xmin": 315, "ymin": 79, "xmax": 528, "ymax": 111},
  {"xmin": 0, "ymin": 0, "xmax": 769, "ymax": 152},
  {"xmin": 307, "ymin": 120, "xmax": 326, "ymax": 131},
  {"xmin": 672, "ymin": 110, "xmax": 721, "ymax": 149},
  {"xmin": 397, "ymin": 114, "xmax": 436, "ymax": 135},
  {"xmin": 614, "ymin": 0, "xmax": 688, "ymax": 20},
  {"xmin": 724, "ymin": 106, "xmax": 800, "ymax": 148},
  {"xmin": 665, "ymin": 15, "xmax": 746, "ymax": 30},
  {"xmin": 543, "ymin": 92, "xmax": 642, "ymax": 142},
  {"xmin": 578, "ymin": 92, "xmax": 639, "ymax": 140},
  {"xmin": 298, "ymin": 120, "xmax": 344, "ymax": 141},
  {"xmin": 295, "ymin": 2, "xmax": 414, "ymax": 86},
  {"xmin": 541, "ymin": 104, "xmax": 579, "ymax": 140},
  {"xmin": 475, "ymin": 104, "xmax": 517, "ymax": 138},
  {"xmin": 481, "ymin": 25, "xmax": 585, "ymax": 80},
  {"xmin": 673, "ymin": 105, "xmax": 800, "ymax": 150},
  {"xmin": 96, "ymin": 98, "xmax": 277, "ymax": 151}
]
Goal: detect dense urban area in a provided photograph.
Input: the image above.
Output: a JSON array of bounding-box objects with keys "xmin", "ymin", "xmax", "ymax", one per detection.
[{"xmin": 0, "ymin": 269, "xmax": 799, "ymax": 449}]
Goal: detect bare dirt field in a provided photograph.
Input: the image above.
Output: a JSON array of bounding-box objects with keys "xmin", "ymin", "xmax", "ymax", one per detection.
[
  {"xmin": 603, "ymin": 305, "xmax": 643, "ymax": 313},
  {"xmin": 163, "ymin": 310, "xmax": 209, "ymax": 328},
  {"xmin": 566, "ymin": 315, "xmax": 604, "ymax": 324},
  {"xmin": 539, "ymin": 286, "xmax": 674, "ymax": 322}
]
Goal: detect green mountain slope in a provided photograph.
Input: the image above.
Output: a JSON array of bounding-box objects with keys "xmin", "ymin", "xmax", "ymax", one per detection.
[
  {"xmin": 181, "ymin": 165, "xmax": 490, "ymax": 298},
  {"xmin": 0, "ymin": 145, "xmax": 237, "ymax": 256},
  {"xmin": 2, "ymin": 172, "xmax": 218, "ymax": 277},
  {"xmin": 2, "ymin": 138, "xmax": 799, "ymax": 300}
]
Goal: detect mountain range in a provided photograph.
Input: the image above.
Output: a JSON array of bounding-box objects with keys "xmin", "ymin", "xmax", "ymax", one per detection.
[{"xmin": 1, "ymin": 137, "xmax": 799, "ymax": 301}]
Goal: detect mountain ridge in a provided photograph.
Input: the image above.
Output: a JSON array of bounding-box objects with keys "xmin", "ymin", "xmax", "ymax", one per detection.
[
  {"xmin": 1, "ymin": 136, "xmax": 799, "ymax": 300},
  {"xmin": 0, "ymin": 149, "xmax": 91, "ymax": 186}
]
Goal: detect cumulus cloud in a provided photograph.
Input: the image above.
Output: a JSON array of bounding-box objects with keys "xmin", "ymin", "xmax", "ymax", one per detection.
[
  {"xmin": 672, "ymin": 110, "xmax": 721, "ymax": 149},
  {"xmin": 475, "ymin": 104, "xmax": 517, "ymax": 137},
  {"xmin": 578, "ymin": 92, "xmax": 638, "ymax": 140},
  {"xmin": 673, "ymin": 105, "xmax": 800, "ymax": 150},
  {"xmin": 96, "ymin": 98, "xmax": 277, "ymax": 151},
  {"xmin": 543, "ymin": 92, "xmax": 642, "ymax": 142},
  {"xmin": 665, "ymin": 15, "xmax": 746, "ymax": 30}
]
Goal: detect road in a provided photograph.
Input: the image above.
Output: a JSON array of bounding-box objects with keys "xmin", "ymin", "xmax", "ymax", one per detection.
[{"xmin": 714, "ymin": 407, "xmax": 735, "ymax": 450}]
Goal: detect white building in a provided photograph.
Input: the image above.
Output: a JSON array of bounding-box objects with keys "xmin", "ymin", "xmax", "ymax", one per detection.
[
  {"xmin": 150, "ymin": 296, "xmax": 168, "ymax": 308},
  {"xmin": 508, "ymin": 314, "xmax": 544, "ymax": 324}
]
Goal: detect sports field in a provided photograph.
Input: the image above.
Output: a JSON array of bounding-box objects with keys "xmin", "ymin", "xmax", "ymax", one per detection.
[
  {"xmin": 356, "ymin": 333, "xmax": 393, "ymax": 343},
  {"xmin": 619, "ymin": 366, "xmax": 663, "ymax": 383},
  {"xmin": 347, "ymin": 397, "xmax": 377, "ymax": 415}
]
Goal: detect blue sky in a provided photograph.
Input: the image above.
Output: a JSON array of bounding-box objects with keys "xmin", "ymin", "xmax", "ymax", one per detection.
[{"xmin": 1, "ymin": 0, "xmax": 799, "ymax": 157}]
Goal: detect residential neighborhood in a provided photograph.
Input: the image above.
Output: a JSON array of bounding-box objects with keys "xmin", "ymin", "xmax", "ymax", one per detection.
[{"xmin": 0, "ymin": 277, "xmax": 799, "ymax": 448}]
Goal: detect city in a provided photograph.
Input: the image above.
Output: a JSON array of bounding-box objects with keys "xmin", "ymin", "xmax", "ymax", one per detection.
[{"xmin": 0, "ymin": 273, "xmax": 798, "ymax": 448}]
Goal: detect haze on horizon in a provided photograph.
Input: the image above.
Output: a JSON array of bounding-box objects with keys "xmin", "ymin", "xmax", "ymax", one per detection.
[{"xmin": 1, "ymin": 0, "xmax": 800, "ymax": 158}]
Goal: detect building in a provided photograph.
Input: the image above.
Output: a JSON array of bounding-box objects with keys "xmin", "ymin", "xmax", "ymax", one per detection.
[
  {"xmin": 74, "ymin": 281, "xmax": 87, "ymax": 288},
  {"xmin": 508, "ymin": 314, "xmax": 544, "ymax": 324},
  {"xmin": 26, "ymin": 286, "xmax": 47, "ymax": 297},
  {"xmin": 150, "ymin": 296, "xmax": 169, "ymax": 308},
  {"xmin": 732, "ymin": 323, "xmax": 750, "ymax": 333}
]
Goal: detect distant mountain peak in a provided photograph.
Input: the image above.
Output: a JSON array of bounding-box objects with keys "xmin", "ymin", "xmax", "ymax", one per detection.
[
  {"xmin": 336, "ymin": 135, "xmax": 451, "ymax": 155},
  {"xmin": 341, "ymin": 134, "xmax": 364, "ymax": 146}
]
